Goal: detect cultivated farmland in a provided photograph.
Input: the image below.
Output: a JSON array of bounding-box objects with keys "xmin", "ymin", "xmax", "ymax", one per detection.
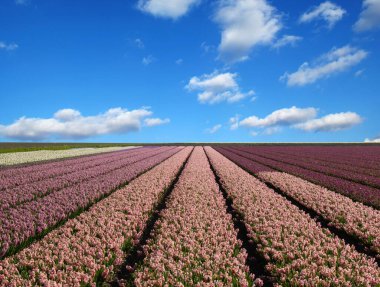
[{"xmin": 0, "ymin": 145, "xmax": 379, "ymax": 286}]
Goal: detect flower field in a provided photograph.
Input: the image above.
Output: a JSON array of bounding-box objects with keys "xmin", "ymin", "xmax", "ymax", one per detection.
[{"xmin": 0, "ymin": 145, "xmax": 379, "ymax": 286}]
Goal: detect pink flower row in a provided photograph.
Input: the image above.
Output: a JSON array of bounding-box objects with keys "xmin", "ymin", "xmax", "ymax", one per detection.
[
  {"xmin": 0, "ymin": 147, "xmax": 172, "ymax": 210},
  {"xmin": 135, "ymin": 147, "xmax": 255, "ymax": 287},
  {"xmin": 0, "ymin": 147, "xmax": 192, "ymax": 286},
  {"xmin": 0, "ymin": 147, "xmax": 144, "ymax": 190},
  {"xmin": 220, "ymin": 147, "xmax": 380, "ymax": 209},
  {"xmin": 258, "ymin": 171, "xmax": 380, "ymax": 257},
  {"xmin": 0, "ymin": 147, "xmax": 180, "ymax": 258},
  {"xmin": 215, "ymin": 147, "xmax": 380, "ymax": 257},
  {"xmin": 205, "ymin": 147, "xmax": 380, "ymax": 286}
]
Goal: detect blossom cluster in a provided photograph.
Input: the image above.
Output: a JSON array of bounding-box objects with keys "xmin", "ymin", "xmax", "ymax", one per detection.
[
  {"xmin": 0, "ymin": 147, "xmax": 192, "ymax": 286},
  {"xmin": 0, "ymin": 147, "xmax": 172, "ymax": 209},
  {"xmin": 135, "ymin": 147, "xmax": 255, "ymax": 286},
  {"xmin": 220, "ymin": 146, "xmax": 380, "ymax": 208},
  {"xmin": 0, "ymin": 146, "xmax": 136, "ymax": 166},
  {"xmin": 0, "ymin": 147, "xmax": 181, "ymax": 258},
  {"xmin": 215, "ymin": 147, "xmax": 380, "ymax": 258},
  {"xmin": 205, "ymin": 147, "xmax": 380, "ymax": 286}
]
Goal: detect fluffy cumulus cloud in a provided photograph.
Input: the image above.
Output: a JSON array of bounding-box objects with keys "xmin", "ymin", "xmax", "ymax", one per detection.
[
  {"xmin": 239, "ymin": 106, "xmax": 318, "ymax": 128},
  {"xmin": 137, "ymin": 0, "xmax": 200, "ymax": 19},
  {"xmin": 299, "ymin": 1, "xmax": 346, "ymax": 28},
  {"xmin": 234, "ymin": 106, "xmax": 362, "ymax": 134},
  {"xmin": 0, "ymin": 42, "xmax": 18, "ymax": 51},
  {"xmin": 205, "ymin": 124, "xmax": 222, "ymax": 134},
  {"xmin": 186, "ymin": 71, "xmax": 255, "ymax": 104},
  {"xmin": 272, "ymin": 35, "xmax": 302, "ymax": 49},
  {"xmin": 295, "ymin": 112, "xmax": 363, "ymax": 132},
  {"xmin": 281, "ymin": 45, "xmax": 368, "ymax": 86},
  {"xmin": 0, "ymin": 107, "xmax": 169, "ymax": 140},
  {"xmin": 354, "ymin": 0, "xmax": 380, "ymax": 32},
  {"xmin": 214, "ymin": 0, "xmax": 282, "ymax": 63}
]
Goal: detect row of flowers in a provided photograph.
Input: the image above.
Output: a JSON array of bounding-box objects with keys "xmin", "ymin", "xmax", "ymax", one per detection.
[
  {"xmin": 215, "ymin": 147, "xmax": 380, "ymax": 258},
  {"xmin": 0, "ymin": 146, "xmax": 144, "ymax": 190},
  {"xmin": 0, "ymin": 147, "xmax": 192, "ymax": 286},
  {"xmin": 221, "ymin": 147, "xmax": 380, "ymax": 209},
  {"xmin": 257, "ymin": 146, "xmax": 380, "ymax": 178},
  {"xmin": 205, "ymin": 147, "xmax": 380, "ymax": 286},
  {"xmin": 0, "ymin": 147, "xmax": 172, "ymax": 210},
  {"xmin": 234, "ymin": 146, "xmax": 380, "ymax": 189},
  {"xmin": 135, "ymin": 147, "xmax": 256, "ymax": 286},
  {"xmin": 249, "ymin": 145, "xmax": 380, "ymax": 171},
  {"xmin": 0, "ymin": 147, "xmax": 181, "ymax": 259},
  {"xmin": 0, "ymin": 146, "xmax": 135, "ymax": 166}
]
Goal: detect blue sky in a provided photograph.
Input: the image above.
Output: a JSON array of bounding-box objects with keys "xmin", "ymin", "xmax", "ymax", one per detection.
[{"xmin": 0, "ymin": 0, "xmax": 379, "ymax": 143}]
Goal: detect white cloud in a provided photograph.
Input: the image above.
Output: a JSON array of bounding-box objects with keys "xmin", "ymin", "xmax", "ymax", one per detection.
[
  {"xmin": 233, "ymin": 106, "xmax": 362, "ymax": 134},
  {"xmin": 0, "ymin": 42, "xmax": 18, "ymax": 51},
  {"xmin": 364, "ymin": 136, "xmax": 380, "ymax": 143},
  {"xmin": 214, "ymin": 0, "xmax": 281, "ymax": 63},
  {"xmin": 144, "ymin": 117, "xmax": 170, "ymax": 127},
  {"xmin": 137, "ymin": 0, "xmax": 200, "ymax": 19},
  {"xmin": 240, "ymin": 106, "xmax": 317, "ymax": 128},
  {"xmin": 281, "ymin": 45, "xmax": 368, "ymax": 86},
  {"xmin": 135, "ymin": 38, "xmax": 145, "ymax": 49},
  {"xmin": 186, "ymin": 71, "xmax": 255, "ymax": 104},
  {"xmin": 142, "ymin": 55, "xmax": 155, "ymax": 65},
  {"xmin": 273, "ymin": 35, "xmax": 302, "ymax": 49},
  {"xmin": 0, "ymin": 107, "xmax": 168, "ymax": 140},
  {"xmin": 53, "ymin": 109, "xmax": 81, "ymax": 121},
  {"xmin": 295, "ymin": 112, "xmax": 363, "ymax": 132},
  {"xmin": 176, "ymin": 58, "xmax": 183, "ymax": 65},
  {"xmin": 300, "ymin": 1, "xmax": 346, "ymax": 28},
  {"xmin": 229, "ymin": 115, "xmax": 240, "ymax": 130},
  {"xmin": 205, "ymin": 124, "xmax": 222, "ymax": 134},
  {"xmin": 354, "ymin": 0, "xmax": 380, "ymax": 32}
]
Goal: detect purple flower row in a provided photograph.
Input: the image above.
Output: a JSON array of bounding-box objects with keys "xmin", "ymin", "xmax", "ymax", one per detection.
[
  {"xmin": 248, "ymin": 145, "xmax": 380, "ymax": 171},
  {"xmin": 135, "ymin": 147, "xmax": 255, "ymax": 287},
  {"xmin": 266, "ymin": 147, "xmax": 380, "ymax": 177},
  {"xmin": 0, "ymin": 147, "xmax": 192, "ymax": 286},
  {"xmin": 0, "ymin": 147, "xmax": 174, "ymax": 210},
  {"xmin": 233, "ymin": 146, "xmax": 380, "ymax": 189},
  {"xmin": 215, "ymin": 147, "xmax": 380, "ymax": 258},
  {"xmin": 205, "ymin": 147, "xmax": 380, "ymax": 286},
  {"xmin": 0, "ymin": 147, "xmax": 144, "ymax": 190},
  {"xmin": 0, "ymin": 147, "xmax": 181, "ymax": 259},
  {"xmin": 219, "ymin": 147, "xmax": 380, "ymax": 209}
]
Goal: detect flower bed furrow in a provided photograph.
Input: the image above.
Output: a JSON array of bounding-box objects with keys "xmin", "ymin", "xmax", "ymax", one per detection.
[
  {"xmin": 215, "ymin": 147, "xmax": 380, "ymax": 258},
  {"xmin": 0, "ymin": 147, "xmax": 181, "ymax": 259},
  {"xmin": 0, "ymin": 147, "xmax": 145, "ymax": 190},
  {"xmin": 205, "ymin": 147, "xmax": 380, "ymax": 286},
  {"xmin": 0, "ymin": 147, "xmax": 192, "ymax": 286},
  {"xmin": 221, "ymin": 147, "xmax": 380, "ymax": 209},
  {"xmin": 134, "ymin": 147, "xmax": 254, "ymax": 287},
  {"xmin": 0, "ymin": 147, "xmax": 174, "ymax": 209},
  {"xmin": 0, "ymin": 146, "xmax": 136, "ymax": 166},
  {"xmin": 233, "ymin": 146, "xmax": 380, "ymax": 189}
]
